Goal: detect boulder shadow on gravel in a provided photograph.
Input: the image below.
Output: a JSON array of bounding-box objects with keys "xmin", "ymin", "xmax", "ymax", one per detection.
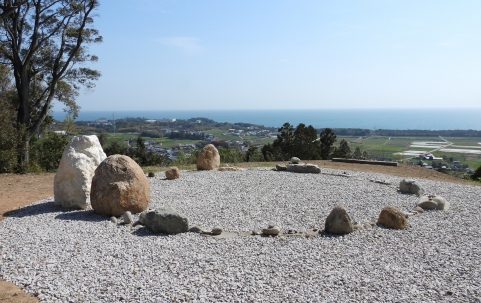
[
  {"xmin": 3, "ymin": 200, "xmax": 63, "ymax": 218},
  {"xmin": 55, "ymin": 209, "xmax": 106, "ymax": 222},
  {"xmin": 131, "ymin": 226, "xmax": 171, "ymax": 237}
]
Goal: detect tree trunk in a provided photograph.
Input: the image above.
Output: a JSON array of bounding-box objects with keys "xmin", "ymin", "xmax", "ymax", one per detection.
[{"xmin": 17, "ymin": 134, "xmax": 30, "ymax": 172}]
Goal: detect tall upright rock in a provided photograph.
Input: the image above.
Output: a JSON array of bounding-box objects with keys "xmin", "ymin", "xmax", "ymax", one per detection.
[
  {"xmin": 197, "ymin": 144, "xmax": 220, "ymax": 170},
  {"xmin": 54, "ymin": 135, "xmax": 107, "ymax": 209}
]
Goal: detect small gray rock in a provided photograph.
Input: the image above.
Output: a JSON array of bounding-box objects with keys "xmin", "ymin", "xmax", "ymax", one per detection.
[
  {"xmin": 325, "ymin": 204, "xmax": 354, "ymax": 234},
  {"xmin": 263, "ymin": 226, "xmax": 281, "ymax": 236},
  {"xmin": 110, "ymin": 216, "xmax": 118, "ymax": 224},
  {"xmin": 122, "ymin": 211, "xmax": 133, "ymax": 224},
  {"xmin": 399, "ymin": 179, "xmax": 424, "ymax": 195},
  {"xmin": 275, "ymin": 164, "xmax": 287, "ymax": 171},
  {"xmin": 211, "ymin": 226, "xmax": 223, "ymax": 235}
]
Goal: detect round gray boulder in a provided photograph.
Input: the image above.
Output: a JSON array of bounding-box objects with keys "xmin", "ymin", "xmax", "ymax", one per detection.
[{"xmin": 399, "ymin": 179, "xmax": 425, "ymax": 195}]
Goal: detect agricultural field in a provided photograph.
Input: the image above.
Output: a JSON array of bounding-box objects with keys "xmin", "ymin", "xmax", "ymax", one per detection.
[{"xmin": 340, "ymin": 135, "xmax": 481, "ymax": 169}]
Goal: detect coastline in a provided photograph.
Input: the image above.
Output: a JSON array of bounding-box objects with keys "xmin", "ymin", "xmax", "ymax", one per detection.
[{"xmin": 52, "ymin": 108, "xmax": 481, "ymax": 130}]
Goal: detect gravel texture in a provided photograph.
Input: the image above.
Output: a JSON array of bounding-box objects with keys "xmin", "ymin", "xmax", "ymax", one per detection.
[{"xmin": 1, "ymin": 168, "xmax": 480, "ymax": 302}]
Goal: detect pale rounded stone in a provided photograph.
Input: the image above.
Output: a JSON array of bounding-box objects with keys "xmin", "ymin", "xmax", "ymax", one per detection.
[
  {"xmin": 353, "ymin": 224, "xmax": 364, "ymax": 231},
  {"xmin": 418, "ymin": 195, "xmax": 450, "ymax": 210},
  {"xmin": 54, "ymin": 135, "xmax": 106, "ymax": 209},
  {"xmin": 122, "ymin": 211, "xmax": 133, "ymax": 224},
  {"xmin": 196, "ymin": 144, "xmax": 220, "ymax": 170},
  {"xmin": 290, "ymin": 157, "xmax": 301, "ymax": 164}
]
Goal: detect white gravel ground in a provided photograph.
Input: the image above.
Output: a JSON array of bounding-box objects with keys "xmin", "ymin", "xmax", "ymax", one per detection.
[{"xmin": 1, "ymin": 168, "xmax": 480, "ymax": 302}]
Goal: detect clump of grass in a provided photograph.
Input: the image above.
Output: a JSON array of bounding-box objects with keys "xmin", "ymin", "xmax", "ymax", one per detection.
[{"xmin": 148, "ymin": 171, "xmax": 155, "ymax": 178}]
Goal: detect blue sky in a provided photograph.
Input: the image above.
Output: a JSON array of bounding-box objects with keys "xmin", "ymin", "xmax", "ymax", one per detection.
[{"xmin": 67, "ymin": 0, "xmax": 481, "ymax": 111}]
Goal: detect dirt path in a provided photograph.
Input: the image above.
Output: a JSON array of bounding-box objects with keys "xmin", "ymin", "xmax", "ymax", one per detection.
[{"xmin": 0, "ymin": 163, "xmax": 478, "ymax": 302}]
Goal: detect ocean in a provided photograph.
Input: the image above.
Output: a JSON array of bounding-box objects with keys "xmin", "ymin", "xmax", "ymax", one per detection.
[{"xmin": 52, "ymin": 108, "xmax": 481, "ymax": 131}]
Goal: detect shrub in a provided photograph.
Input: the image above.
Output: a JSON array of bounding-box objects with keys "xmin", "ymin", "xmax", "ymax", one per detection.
[
  {"xmin": 30, "ymin": 132, "xmax": 69, "ymax": 172},
  {"xmin": 471, "ymin": 165, "xmax": 481, "ymax": 181}
]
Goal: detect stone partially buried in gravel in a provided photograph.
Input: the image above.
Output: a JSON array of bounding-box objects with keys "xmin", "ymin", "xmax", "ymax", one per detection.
[
  {"xmin": 211, "ymin": 226, "xmax": 223, "ymax": 235},
  {"xmin": 325, "ymin": 204, "xmax": 354, "ymax": 234},
  {"xmin": 165, "ymin": 167, "xmax": 180, "ymax": 180},
  {"xmin": 417, "ymin": 194, "xmax": 450, "ymax": 210},
  {"xmin": 399, "ymin": 179, "xmax": 424, "ymax": 195},
  {"xmin": 377, "ymin": 205, "xmax": 408, "ymax": 229},
  {"xmin": 54, "ymin": 135, "xmax": 106, "ymax": 210},
  {"xmin": 262, "ymin": 225, "xmax": 281, "ymax": 236},
  {"xmin": 91, "ymin": 155, "xmax": 150, "ymax": 216},
  {"xmin": 275, "ymin": 164, "xmax": 287, "ymax": 171},
  {"xmin": 144, "ymin": 207, "xmax": 189, "ymax": 234},
  {"xmin": 286, "ymin": 163, "xmax": 321, "ymax": 174},
  {"xmin": 196, "ymin": 144, "xmax": 220, "ymax": 170}
]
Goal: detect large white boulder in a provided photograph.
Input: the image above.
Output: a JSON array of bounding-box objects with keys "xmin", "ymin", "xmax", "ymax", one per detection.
[{"xmin": 54, "ymin": 135, "xmax": 106, "ymax": 209}]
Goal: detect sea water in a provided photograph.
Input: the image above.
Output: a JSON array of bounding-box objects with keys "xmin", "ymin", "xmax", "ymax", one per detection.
[{"xmin": 52, "ymin": 108, "xmax": 481, "ymax": 130}]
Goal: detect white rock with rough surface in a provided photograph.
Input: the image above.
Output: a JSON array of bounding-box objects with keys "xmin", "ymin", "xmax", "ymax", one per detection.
[{"xmin": 54, "ymin": 135, "xmax": 106, "ymax": 209}]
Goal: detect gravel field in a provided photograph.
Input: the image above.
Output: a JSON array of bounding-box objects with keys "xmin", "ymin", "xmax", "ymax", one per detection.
[{"xmin": 1, "ymin": 168, "xmax": 480, "ymax": 302}]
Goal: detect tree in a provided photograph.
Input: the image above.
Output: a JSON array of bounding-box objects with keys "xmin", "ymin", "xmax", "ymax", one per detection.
[
  {"xmin": 0, "ymin": 0, "xmax": 102, "ymax": 168},
  {"xmin": 272, "ymin": 122, "xmax": 294, "ymax": 160},
  {"xmin": 333, "ymin": 139, "xmax": 351, "ymax": 158},
  {"xmin": 104, "ymin": 141, "xmax": 126, "ymax": 156},
  {"xmin": 96, "ymin": 132, "xmax": 107, "ymax": 148},
  {"xmin": 261, "ymin": 142, "xmax": 281, "ymax": 161},
  {"xmin": 319, "ymin": 128, "xmax": 337, "ymax": 159},
  {"xmin": 244, "ymin": 146, "xmax": 264, "ymax": 162},
  {"xmin": 352, "ymin": 146, "xmax": 362, "ymax": 159},
  {"xmin": 0, "ymin": 63, "xmax": 20, "ymax": 172},
  {"xmin": 219, "ymin": 147, "xmax": 243, "ymax": 164},
  {"xmin": 471, "ymin": 165, "xmax": 481, "ymax": 181},
  {"xmin": 30, "ymin": 131, "xmax": 68, "ymax": 171},
  {"xmin": 0, "ymin": 1, "xmax": 26, "ymax": 20},
  {"xmin": 292, "ymin": 123, "xmax": 320, "ymax": 160}
]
